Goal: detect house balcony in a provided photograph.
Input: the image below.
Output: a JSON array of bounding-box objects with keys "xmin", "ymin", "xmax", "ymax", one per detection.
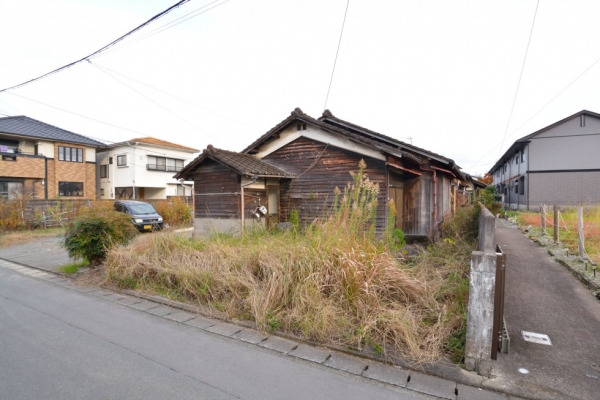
[
  {"xmin": 146, "ymin": 163, "xmax": 182, "ymax": 172},
  {"xmin": 1, "ymin": 151, "xmax": 46, "ymax": 179}
]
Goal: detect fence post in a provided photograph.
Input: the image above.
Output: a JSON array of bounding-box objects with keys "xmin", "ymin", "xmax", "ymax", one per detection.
[
  {"xmin": 554, "ymin": 205, "xmax": 559, "ymax": 243},
  {"xmin": 541, "ymin": 204, "xmax": 546, "ymax": 235},
  {"xmin": 578, "ymin": 206, "xmax": 585, "ymax": 259}
]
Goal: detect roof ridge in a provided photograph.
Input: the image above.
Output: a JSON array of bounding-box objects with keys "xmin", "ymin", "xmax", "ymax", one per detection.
[{"xmin": 0, "ymin": 115, "xmax": 105, "ymax": 147}]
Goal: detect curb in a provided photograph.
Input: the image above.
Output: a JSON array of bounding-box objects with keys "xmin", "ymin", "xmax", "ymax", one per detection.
[{"xmin": 1, "ymin": 257, "xmax": 522, "ymax": 399}]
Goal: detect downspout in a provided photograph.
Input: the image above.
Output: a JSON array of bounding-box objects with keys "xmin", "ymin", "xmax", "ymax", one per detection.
[
  {"xmin": 44, "ymin": 158, "xmax": 48, "ymax": 199},
  {"xmin": 420, "ymin": 165, "xmax": 437, "ymax": 237}
]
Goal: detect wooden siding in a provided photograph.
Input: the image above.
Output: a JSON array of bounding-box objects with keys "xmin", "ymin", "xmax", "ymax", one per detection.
[
  {"xmin": 243, "ymin": 189, "xmax": 267, "ymax": 219},
  {"xmin": 193, "ymin": 160, "xmax": 240, "ymax": 219},
  {"xmin": 262, "ymin": 137, "xmax": 388, "ymax": 232}
]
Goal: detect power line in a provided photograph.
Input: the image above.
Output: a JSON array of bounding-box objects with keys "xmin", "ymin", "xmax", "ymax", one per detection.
[
  {"xmin": 129, "ymin": 0, "xmax": 230, "ymax": 45},
  {"xmin": 498, "ymin": 0, "xmax": 540, "ymax": 158},
  {"xmin": 507, "ymin": 55, "xmax": 600, "ymax": 139},
  {"xmin": 92, "ymin": 61, "xmax": 255, "ymax": 130},
  {"xmin": 0, "ymin": 0, "xmax": 191, "ymax": 94},
  {"xmin": 3, "ymin": 91, "xmax": 151, "ymax": 139},
  {"xmin": 100, "ymin": 0, "xmax": 230, "ymax": 58},
  {"xmin": 324, "ymin": 0, "xmax": 350, "ymax": 111},
  {"xmin": 90, "ymin": 61, "xmax": 217, "ymax": 140},
  {"xmin": 2, "ymin": 91, "xmax": 201, "ymax": 159}
]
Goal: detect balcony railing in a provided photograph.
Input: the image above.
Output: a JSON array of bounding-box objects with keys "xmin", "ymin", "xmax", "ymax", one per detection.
[{"xmin": 146, "ymin": 164, "xmax": 182, "ymax": 172}]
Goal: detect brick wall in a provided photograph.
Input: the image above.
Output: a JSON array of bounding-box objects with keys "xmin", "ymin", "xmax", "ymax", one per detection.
[
  {"xmin": 0, "ymin": 156, "xmax": 45, "ymax": 178},
  {"xmin": 51, "ymin": 142, "xmax": 96, "ymax": 200}
]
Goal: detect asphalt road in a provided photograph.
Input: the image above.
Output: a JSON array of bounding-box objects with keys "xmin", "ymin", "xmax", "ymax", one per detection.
[{"xmin": 0, "ymin": 266, "xmax": 433, "ymax": 400}]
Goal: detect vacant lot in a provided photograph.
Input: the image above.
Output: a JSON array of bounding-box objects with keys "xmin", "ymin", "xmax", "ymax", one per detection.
[{"xmin": 517, "ymin": 207, "xmax": 600, "ymax": 264}]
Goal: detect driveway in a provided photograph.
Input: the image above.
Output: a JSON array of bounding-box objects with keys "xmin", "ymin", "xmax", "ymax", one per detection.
[{"xmin": 488, "ymin": 219, "xmax": 600, "ymax": 400}]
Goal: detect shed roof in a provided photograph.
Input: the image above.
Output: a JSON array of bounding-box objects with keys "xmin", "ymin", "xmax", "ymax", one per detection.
[
  {"xmin": 175, "ymin": 145, "xmax": 294, "ymax": 180},
  {"xmin": 0, "ymin": 115, "xmax": 105, "ymax": 147}
]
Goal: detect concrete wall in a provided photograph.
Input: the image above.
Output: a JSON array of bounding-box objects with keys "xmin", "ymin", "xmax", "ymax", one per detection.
[
  {"xmin": 192, "ymin": 217, "xmax": 265, "ymax": 237},
  {"xmin": 465, "ymin": 204, "xmax": 497, "ymax": 372},
  {"xmin": 465, "ymin": 252, "xmax": 497, "ymax": 371}
]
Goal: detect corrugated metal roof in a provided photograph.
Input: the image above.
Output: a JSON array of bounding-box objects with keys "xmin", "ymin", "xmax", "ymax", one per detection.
[{"xmin": 0, "ymin": 116, "xmax": 105, "ymax": 147}]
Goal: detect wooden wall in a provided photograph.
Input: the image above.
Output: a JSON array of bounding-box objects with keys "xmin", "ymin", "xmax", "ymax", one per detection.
[
  {"xmin": 193, "ymin": 160, "xmax": 240, "ymax": 219},
  {"xmin": 263, "ymin": 137, "xmax": 388, "ymax": 232}
]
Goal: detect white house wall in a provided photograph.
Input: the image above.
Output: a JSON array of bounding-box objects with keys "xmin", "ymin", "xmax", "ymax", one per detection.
[
  {"xmin": 254, "ymin": 125, "xmax": 386, "ymax": 162},
  {"xmin": 99, "ymin": 143, "xmax": 196, "ymax": 199}
]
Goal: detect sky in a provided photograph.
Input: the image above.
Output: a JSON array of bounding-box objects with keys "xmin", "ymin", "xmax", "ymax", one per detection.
[{"xmin": 2, "ymin": 0, "xmax": 600, "ymax": 176}]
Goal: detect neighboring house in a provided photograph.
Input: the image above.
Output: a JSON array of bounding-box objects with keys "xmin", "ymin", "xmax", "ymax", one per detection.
[
  {"xmin": 176, "ymin": 108, "xmax": 473, "ymax": 238},
  {"xmin": 97, "ymin": 137, "xmax": 198, "ymax": 200},
  {"xmin": 0, "ymin": 116, "xmax": 105, "ymax": 200},
  {"xmin": 489, "ymin": 110, "xmax": 600, "ymax": 210}
]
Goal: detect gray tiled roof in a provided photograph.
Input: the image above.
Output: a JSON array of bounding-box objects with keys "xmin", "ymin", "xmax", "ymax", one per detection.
[
  {"xmin": 0, "ymin": 116, "xmax": 105, "ymax": 147},
  {"xmin": 206, "ymin": 146, "xmax": 293, "ymax": 177},
  {"xmin": 176, "ymin": 145, "xmax": 293, "ymax": 180}
]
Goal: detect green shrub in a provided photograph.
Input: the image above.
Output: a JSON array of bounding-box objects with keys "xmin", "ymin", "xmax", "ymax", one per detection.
[{"xmin": 63, "ymin": 210, "xmax": 137, "ymax": 266}]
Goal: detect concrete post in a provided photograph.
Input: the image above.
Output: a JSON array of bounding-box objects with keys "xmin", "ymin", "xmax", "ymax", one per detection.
[
  {"xmin": 478, "ymin": 203, "xmax": 495, "ymax": 252},
  {"xmin": 465, "ymin": 251, "xmax": 497, "ymax": 372}
]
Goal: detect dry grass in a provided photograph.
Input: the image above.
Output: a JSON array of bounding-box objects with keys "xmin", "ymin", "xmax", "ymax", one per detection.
[
  {"xmin": 0, "ymin": 228, "xmax": 64, "ymax": 248},
  {"xmin": 104, "ymin": 209, "xmax": 476, "ymax": 363},
  {"xmin": 517, "ymin": 207, "xmax": 600, "ymax": 263},
  {"xmin": 103, "ymin": 163, "xmax": 476, "ymax": 363}
]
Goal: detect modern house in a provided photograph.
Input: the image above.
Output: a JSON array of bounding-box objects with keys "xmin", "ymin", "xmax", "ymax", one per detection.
[
  {"xmin": 489, "ymin": 110, "xmax": 600, "ymax": 210},
  {"xmin": 176, "ymin": 108, "xmax": 474, "ymax": 237},
  {"xmin": 0, "ymin": 116, "xmax": 105, "ymax": 200},
  {"xmin": 97, "ymin": 137, "xmax": 198, "ymax": 200}
]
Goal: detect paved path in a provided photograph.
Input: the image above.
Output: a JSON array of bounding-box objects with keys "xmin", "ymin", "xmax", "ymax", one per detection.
[
  {"xmin": 0, "ymin": 236, "xmax": 72, "ymax": 272},
  {"xmin": 0, "ymin": 258, "xmax": 513, "ymax": 400},
  {"xmin": 489, "ymin": 219, "xmax": 600, "ymax": 400}
]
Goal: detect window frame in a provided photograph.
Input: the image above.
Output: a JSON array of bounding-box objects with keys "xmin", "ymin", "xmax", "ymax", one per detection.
[
  {"xmin": 117, "ymin": 154, "xmax": 127, "ymax": 167},
  {"xmin": 58, "ymin": 181, "xmax": 84, "ymax": 197}
]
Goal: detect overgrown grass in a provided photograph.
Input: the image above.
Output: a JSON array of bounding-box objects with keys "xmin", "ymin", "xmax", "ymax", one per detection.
[
  {"xmin": 0, "ymin": 228, "xmax": 64, "ymax": 248},
  {"xmin": 517, "ymin": 207, "xmax": 600, "ymax": 264},
  {"xmin": 57, "ymin": 260, "xmax": 89, "ymax": 274},
  {"xmin": 104, "ymin": 162, "xmax": 477, "ymax": 363}
]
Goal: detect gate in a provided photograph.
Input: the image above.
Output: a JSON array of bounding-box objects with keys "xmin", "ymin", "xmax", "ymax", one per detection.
[{"xmin": 491, "ymin": 244, "xmax": 506, "ymax": 359}]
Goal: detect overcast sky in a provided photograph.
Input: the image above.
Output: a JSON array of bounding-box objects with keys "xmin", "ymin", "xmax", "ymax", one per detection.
[{"xmin": 2, "ymin": 0, "xmax": 600, "ymax": 176}]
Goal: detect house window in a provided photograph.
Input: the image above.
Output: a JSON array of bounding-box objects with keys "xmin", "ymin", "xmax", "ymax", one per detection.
[
  {"xmin": 0, "ymin": 181, "xmax": 23, "ymax": 199},
  {"xmin": 58, "ymin": 181, "xmax": 83, "ymax": 197},
  {"xmin": 147, "ymin": 156, "xmax": 184, "ymax": 172},
  {"xmin": 519, "ymin": 177, "xmax": 525, "ymax": 195},
  {"xmin": 117, "ymin": 154, "xmax": 127, "ymax": 166},
  {"xmin": 521, "ymin": 149, "xmax": 525, "ymax": 163},
  {"xmin": 58, "ymin": 146, "xmax": 83, "ymax": 163},
  {"xmin": 109, "ymin": 157, "xmax": 113, "ymax": 164},
  {"xmin": 100, "ymin": 165, "xmax": 108, "ymax": 178}
]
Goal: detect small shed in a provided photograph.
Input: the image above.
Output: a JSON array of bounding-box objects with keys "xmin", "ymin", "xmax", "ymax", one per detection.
[{"xmin": 176, "ymin": 145, "xmax": 293, "ymax": 235}]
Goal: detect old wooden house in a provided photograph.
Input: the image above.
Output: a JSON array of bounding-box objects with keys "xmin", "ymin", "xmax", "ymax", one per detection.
[{"xmin": 176, "ymin": 108, "xmax": 471, "ymax": 238}]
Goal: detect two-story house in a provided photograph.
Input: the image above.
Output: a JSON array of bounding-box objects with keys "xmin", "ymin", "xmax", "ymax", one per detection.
[
  {"xmin": 489, "ymin": 110, "xmax": 600, "ymax": 210},
  {"xmin": 97, "ymin": 137, "xmax": 198, "ymax": 200},
  {"xmin": 0, "ymin": 116, "xmax": 105, "ymax": 200}
]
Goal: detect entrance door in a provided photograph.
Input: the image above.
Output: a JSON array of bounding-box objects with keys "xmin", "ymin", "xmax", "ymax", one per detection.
[{"xmin": 390, "ymin": 185, "xmax": 403, "ymax": 230}]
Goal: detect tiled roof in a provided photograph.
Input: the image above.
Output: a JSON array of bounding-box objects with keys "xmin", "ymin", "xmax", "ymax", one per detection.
[
  {"xmin": 129, "ymin": 137, "xmax": 199, "ymax": 152},
  {"xmin": 0, "ymin": 116, "xmax": 105, "ymax": 147},
  {"xmin": 175, "ymin": 145, "xmax": 293, "ymax": 180},
  {"xmin": 242, "ymin": 108, "xmax": 460, "ymax": 173}
]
